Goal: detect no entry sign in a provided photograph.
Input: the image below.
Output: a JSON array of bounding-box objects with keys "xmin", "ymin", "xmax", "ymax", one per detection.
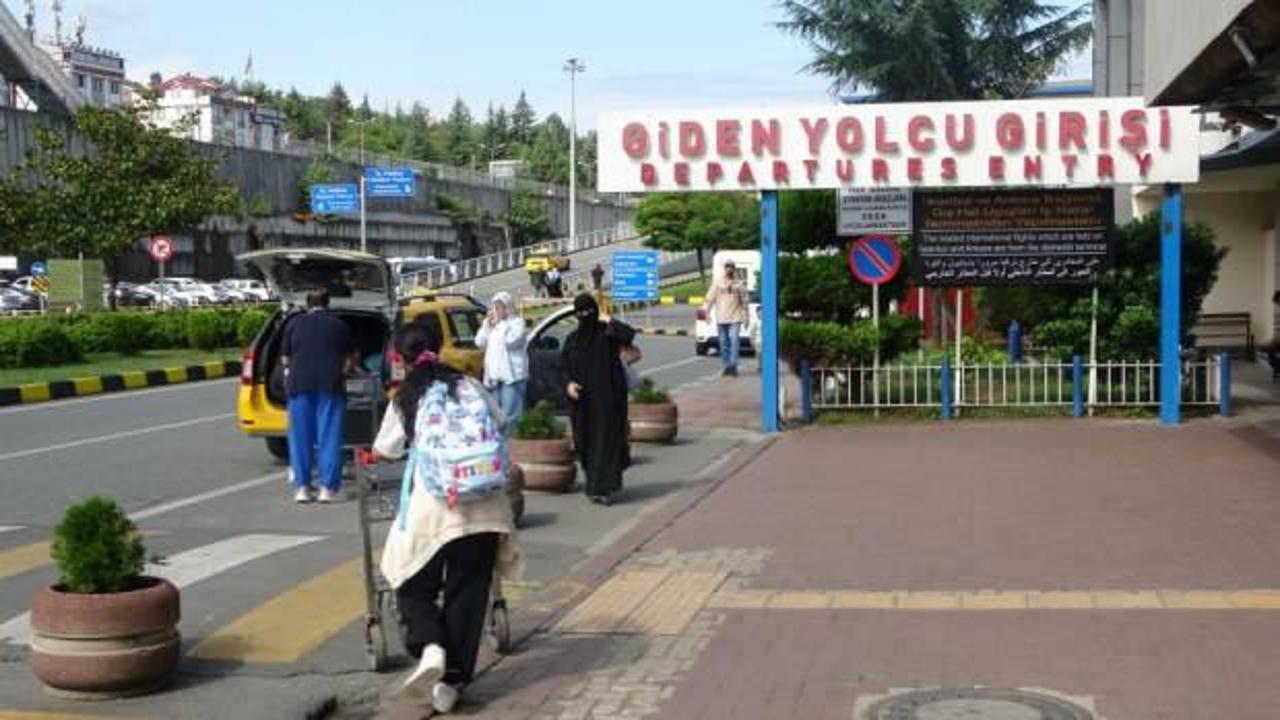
[
  {"xmin": 848, "ymin": 235, "xmax": 902, "ymax": 286},
  {"xmin": 149, "ymin": 236, "xmax": 173, "ymax": 263}
]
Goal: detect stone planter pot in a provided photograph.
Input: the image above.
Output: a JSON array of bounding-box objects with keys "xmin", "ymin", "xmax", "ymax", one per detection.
[
  {"xmin": 509, "ymin": 437, "xmax": 575, "ymax": 493},
  {"xmin": 629, "ymin": 402, "xmax": 679, "ymax": 443},
  {"xmin": 30, "ymin": 577, "xmax": 181, "ymax": 699},
  {"xmin": 507, "ymin": 465, "xmax": 526, "ymax": 526}
]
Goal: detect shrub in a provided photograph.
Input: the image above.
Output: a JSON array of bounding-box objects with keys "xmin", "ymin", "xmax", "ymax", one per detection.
[
  {"xmin": 151, "ymin": 311, "xmax": 190, "ymax": 350},
  {"xmin": 103, "ymin": 312, "xmax": 153, "ymax": 355},
  {"xmin": 630, "ymin": 378, "xmax": 670, "ymax": 404},
  {"xmin": 62, "ymin": 314, "xmax": 114, "ymax": 354},
  {"xmin": 236, "ymin": 308, "xmax": 271, "ymax": 347},
  {"xmin": 186, "ymin": 310, "xmax": 233, "ymax": 351},
  {"xmin": 52, "ymin": 496, "xmax": 146, "ymax": 594},
  {"xmin": 0, "ymin": 318, "xmax": 82, "ymax": 368},
  {"xmin": 1032, "ymin": 318, "xmax": 1089, "ymax": 361},
  {"xmin": 514, "ymin": 401, "xmax": 565, "ymax": 440}
]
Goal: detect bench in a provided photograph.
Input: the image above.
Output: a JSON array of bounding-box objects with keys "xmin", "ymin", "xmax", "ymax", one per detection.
[{"xmin": 1193, "ymin": 312, "xmax": 1254, "ymax": 358}]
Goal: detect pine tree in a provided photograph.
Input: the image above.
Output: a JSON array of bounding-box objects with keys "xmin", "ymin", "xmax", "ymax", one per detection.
[
  {"xmin": 510, "ymin": 91, "xmax": 536, "ymax": 147},
  {"xmin": 326, "ymin": 82, "xmax": 352, "ymax": 123},
  {"xmin": 442, "ymin": 98, "xmax": 476, "ymax": 167}
]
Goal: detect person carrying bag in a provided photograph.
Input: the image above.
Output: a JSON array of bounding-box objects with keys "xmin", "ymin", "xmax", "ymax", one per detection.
[{"xmin": 366, "ymin": 315, "xmax": 522, "ymax": 714}]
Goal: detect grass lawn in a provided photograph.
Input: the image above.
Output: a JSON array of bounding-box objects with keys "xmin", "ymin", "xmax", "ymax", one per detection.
[
  {"xmin": 0, "ymin": 348, "xmax": 242, "ymax": 387},
  {"xmin": 660, "ymin": 277, "xmax": 710, "ymax": 302}
]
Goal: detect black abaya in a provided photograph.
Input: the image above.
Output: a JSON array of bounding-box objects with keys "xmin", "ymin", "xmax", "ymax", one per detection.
[{"xmin": 562, "ymin": 316, "xmax": 636, "ymax": 498}]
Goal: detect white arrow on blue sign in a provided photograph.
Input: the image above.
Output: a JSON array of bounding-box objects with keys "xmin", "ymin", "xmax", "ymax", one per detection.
[
  {"xmin": 310, "ymin": 184, "xmax": 360, "ymax": 214},
  {"xmin": 365, "ymin": 167, "xmax": 417, "ymax": 198}
]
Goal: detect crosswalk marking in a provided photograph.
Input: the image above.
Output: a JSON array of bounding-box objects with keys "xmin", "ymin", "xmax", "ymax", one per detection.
[
  {"xmin": 0, "ymin": 541, "xmax": 50, "ymax": 583},
  {"xmin": 0, "ymin": 534, "xmax": 323, "ymax": 646},
  {"xmin": 189, "ymin": 556, "xmax": 366, "ymax": 664}
]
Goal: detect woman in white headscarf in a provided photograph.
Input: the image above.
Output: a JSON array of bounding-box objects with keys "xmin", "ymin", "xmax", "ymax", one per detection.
[{"xmin": 475, "ymin": 291, "xmax": 528, "ymax": 433}]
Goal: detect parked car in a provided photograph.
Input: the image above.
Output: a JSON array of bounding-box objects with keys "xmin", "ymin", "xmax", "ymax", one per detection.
[
  {"xmin": 0, "ymin": 287, "xmax": 42, "ymax": 312},
  {"xmin": 11, "ymin": 276, "xmax": 44, "ymax": 297},
  {"xmin": 147, "ymin": 281, "xmax": 201, "ymax": 309},
  {"xmin": 523, "ymin": 299, "xmax": 629, "ymax": 412},
  {"xmin": 104, "ymin": 282, "xmax": 157, "ymax": 308},
  {"xmin": 219, "ymin": 279, "xmax": 271, "ymax": 302},
  {"xmin": 524, "ymin": 248, "xmax": 571, "ymax": 274},
  {"xmin": 151, "ymin": 278, "xmax": 218, "ymax": 306}
]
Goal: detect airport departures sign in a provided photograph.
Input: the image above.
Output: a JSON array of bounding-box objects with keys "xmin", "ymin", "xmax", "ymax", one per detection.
[{"xmin": 597, "ymin": 97, "xmax": 1199, "ymax": 193}]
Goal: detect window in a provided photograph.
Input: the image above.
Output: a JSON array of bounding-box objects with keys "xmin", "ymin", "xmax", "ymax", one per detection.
[
  {"xmin": 447, "ymin": 309, "xmax": 486, "ymax": 349},
  {"xmin": 74, "ymin": 74, "xmax": 84, "ymax": 88},
  {"xmin": 91, "ymin": 77, "xmax": 104, "ymax": 92},
  {"xmin": 109, "ymin": 80, "xmax": 120, "ymax": 94}
]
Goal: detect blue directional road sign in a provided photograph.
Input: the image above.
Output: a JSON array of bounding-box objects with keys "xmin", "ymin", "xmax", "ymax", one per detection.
[
  {"xmin": 365, "ymin": 167, "xmax": 417, "ymax": 198},
  {"xmin": 310, "ymin": 184, "xmax": 360, "ymax": 214},
  {"xmin": 30, "ymin": 261, "xmax": 47, "ymax": 277},
  {"xmin": 611, "ymin": 250, "xmax": 660, "ymax": 302}
]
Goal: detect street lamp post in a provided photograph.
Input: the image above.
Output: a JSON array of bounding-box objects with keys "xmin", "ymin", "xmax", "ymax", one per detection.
[
  {"xmin": 563, "ymin": 58, "xmax": 586, "ymax": 252},
  {"xmin": 349, "ymin": 118, "xmax": 372, "ymax": 253}
]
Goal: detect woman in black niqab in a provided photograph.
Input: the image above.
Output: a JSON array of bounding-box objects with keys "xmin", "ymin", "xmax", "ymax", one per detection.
[{"xmin": 561, "ymin": 293, "xmax": 636, "ymax": 505}]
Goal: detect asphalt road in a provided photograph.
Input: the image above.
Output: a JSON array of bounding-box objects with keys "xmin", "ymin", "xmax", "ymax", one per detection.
[{"xmin": 0, "ymin": 331, "xmax": 738, "ymax": 718}]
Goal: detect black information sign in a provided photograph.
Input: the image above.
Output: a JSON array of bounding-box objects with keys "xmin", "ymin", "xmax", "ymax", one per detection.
[{"xmin": 912, "ymin": 188, "xmax": 1114, "ymax": 286}]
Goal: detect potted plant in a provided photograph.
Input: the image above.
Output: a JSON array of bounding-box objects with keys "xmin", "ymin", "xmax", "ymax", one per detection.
[
  {"xmin": 508, "ymin": 401, "xmax": 576, "ymax": 492},
  {"xmin": 628, "ymin": 379, "xmax": 678, "ymax": 443},
  {"xmin": 30, "ymin": 497, "xmax": 180, "ymax": 699}
]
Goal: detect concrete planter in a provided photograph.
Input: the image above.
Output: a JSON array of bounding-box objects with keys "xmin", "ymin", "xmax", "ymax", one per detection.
[
  {"xmin": 629, "ymin": 402, "xmax": 679, "ymax": 443},
  {"xmin": 509, "ymin": 437, "xmax": 576, "ymax": 493},
  {"xmin": 507, "ymin": 465, "xmax": 526, "ymax": 526},
  {"xmin": 30, "ymin": 577, "xmax": 181, "ymax": 699}
]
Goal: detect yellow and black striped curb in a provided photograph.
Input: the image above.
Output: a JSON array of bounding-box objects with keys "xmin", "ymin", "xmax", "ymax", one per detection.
[
  {"xmin": 0, "ymin": 360, "xmax": 242, "ymax": 407},
  {"xmin": 635, "ymin": 328, "xmax": 692, "ymax": 337}
]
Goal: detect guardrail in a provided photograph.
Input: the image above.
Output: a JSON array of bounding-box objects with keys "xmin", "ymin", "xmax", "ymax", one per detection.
[
  {"xmin": 801, "ymin": 355, "xmax": 1230, "ymax": 419},
  {"xmin": 401, "ymin": 222, "xmax": 638, "ymax": 291}
]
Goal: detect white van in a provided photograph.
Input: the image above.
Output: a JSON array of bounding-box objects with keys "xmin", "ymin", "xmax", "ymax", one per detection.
[{"xmin": 694, "ymin": 250, "xmax": 762, "ymax": 357}]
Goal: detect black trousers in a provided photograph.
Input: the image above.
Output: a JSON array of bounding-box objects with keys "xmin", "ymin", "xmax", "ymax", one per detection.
[{"xmin": 396, "ymin": 532, "xmax": 498, "ymax": 685}]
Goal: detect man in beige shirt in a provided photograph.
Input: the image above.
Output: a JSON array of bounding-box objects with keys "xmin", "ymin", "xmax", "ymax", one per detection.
[{"xmin": 703, "ymin": 260, "xmax": 749, "ymax": 376}]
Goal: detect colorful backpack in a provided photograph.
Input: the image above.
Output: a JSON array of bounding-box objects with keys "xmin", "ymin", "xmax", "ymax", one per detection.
[{"xmin": 398, "ymin": 379, "xmax": 508, "ymax": 521}]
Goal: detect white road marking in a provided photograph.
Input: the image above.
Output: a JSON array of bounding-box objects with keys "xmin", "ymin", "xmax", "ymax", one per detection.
[
  {"xmin": 0, "ymin": 377, "xmax": 237, "ymax": 416},
  {"xmin": 128, "ymin": 471, "xmax": 287, "ymax": 522},
  {"xmin": 639, "ymin": 357, "xmax": 705, "ymax": 377},
  {"xmin": 0, "ymin": 413, "xmax": 236, "ymax": 462},
  {"xmin": 0, "ymin": 526, "xmax": 22, "ymax": 534},
  {"xmin": 0, "ymin": 533, "xmax": 323, "ymax": 646}
]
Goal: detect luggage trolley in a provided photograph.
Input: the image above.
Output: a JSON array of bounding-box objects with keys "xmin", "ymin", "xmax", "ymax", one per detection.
[{"xmin": 345, "ymin": 375, "xmax": 512, "ymax": 673}]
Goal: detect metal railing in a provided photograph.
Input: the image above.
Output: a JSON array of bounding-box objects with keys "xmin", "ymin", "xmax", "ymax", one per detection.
[
  {"xmin": 805, "ymin": 356, "xmax": 1229, "ymax": 416},
  {"xmin": 400, "ymin": 222, "xmax": 637, "ymax": 291}
]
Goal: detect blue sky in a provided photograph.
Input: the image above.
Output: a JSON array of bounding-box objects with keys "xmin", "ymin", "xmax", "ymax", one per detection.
[{"xmin": 7, "ymin": 0, "xmax": 1090, "ymax": 128}]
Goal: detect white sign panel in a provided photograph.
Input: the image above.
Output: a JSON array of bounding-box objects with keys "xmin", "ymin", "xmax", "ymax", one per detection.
[
  {"xmin": 0, "ymin": 256, "xmax": 16, "ymax": 272},
  {"xmin": 597, "ymin": 97, "xmax": 1200, "ymax": 193},
  {"xmin": 838, "ymin": 188, "xmax": 912, "ymax": 236}
]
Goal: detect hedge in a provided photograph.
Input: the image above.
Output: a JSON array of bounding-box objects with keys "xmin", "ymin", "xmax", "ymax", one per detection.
[{"xmin": 0, "ymin": 307, "xmax": 273, "ymax": 370}]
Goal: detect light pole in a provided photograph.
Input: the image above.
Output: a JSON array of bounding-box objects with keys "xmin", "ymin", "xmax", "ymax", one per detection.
[
  {"xmin": 349, "ymin": 118, "xmax": 372, "ymax": 253},
  {"xmin": 563, "ymin": 58, "xmax": 586, "ymax": 252}
]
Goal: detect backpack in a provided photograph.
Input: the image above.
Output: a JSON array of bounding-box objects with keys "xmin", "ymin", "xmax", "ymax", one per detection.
[{"xmin": 398, "ymin": 379, "xmax": 508, "ymax": 520}]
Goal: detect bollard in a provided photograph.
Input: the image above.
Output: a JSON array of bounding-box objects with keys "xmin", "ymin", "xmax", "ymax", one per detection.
[
  {"xmin": 1072, "ymin": 355, "xmax": 1084, "ymax": 418},
  {"xmin": 940, "ymin": 357, "xmax": 952, "ymax": 421},
  {"xmin": 800, "ymin": 359, "xmax": 813, "ymax": 425},
  {"xmin": 1008, "ymin": 321, "xmax": 1024, "ymax": 364},
  {"xmin": 1220, "ymin": 352, "xmax": 1232, "ymax": 417}
]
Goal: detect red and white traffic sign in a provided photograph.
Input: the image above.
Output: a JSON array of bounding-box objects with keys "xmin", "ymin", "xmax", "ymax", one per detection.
[
  {"xmin": 149, "ymin": 235, "xmax": 173, "ymax": 263},
  {"xmin": 848, "ymin": 234, "xmax": 902, "ymax": 286}
]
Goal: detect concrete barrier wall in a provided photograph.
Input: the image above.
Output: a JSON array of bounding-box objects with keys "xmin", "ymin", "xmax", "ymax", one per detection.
[{"xmin": 1, "ymin": 107, "xmax": 632, "ymax": 237}]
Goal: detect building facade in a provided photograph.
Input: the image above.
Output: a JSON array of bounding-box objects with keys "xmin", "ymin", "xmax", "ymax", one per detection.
[
  {"xmin": 40, "ymin": 41, "xmax": 123, "ymax": 107},
  {"xmin": 148, "ymin": 74, "xmax": 284, "ymax": 152}
]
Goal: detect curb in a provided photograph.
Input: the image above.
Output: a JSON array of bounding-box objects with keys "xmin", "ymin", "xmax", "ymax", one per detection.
[
  {"xmin": 0, "ymin": 360, "xmax": 242, "ymax": 407},
  {"xmin": 635, "ymin": 327, "xmax": 691, "ymax": 337}
]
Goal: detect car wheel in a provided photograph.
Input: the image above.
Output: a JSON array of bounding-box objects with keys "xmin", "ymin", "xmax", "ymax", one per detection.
[
  {"xmin": 265, "ymin": 437, "xmax": 289, "ymax": 462},
  {"xmin": 695, "ymin": 342, "xmax": 709, "ymax": 356}
]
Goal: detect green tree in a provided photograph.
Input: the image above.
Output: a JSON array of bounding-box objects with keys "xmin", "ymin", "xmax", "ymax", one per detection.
[
  {"xmin": 522, "ymin": 115, "xmax": 570, "ymax": 184},
  {"xmin": 510, "ymin": 91, "xmax": 537, "ymax": 147},
  {"xmin": 506, "ymin": 187, "xmax": 553, "ymax": 247},
  {"xmin": 635, "ymin": 193, "xmax": 758, "ymax": 278},
  {"xmin": 777, "ymin": 0, "xmax": 1091, "ymax": 100},
  {"xmin": 779, "ymin": 190, "xmax": 837, "ymax": 253},
  {"xmin": 0, "ymin": 103, "xmax": 239, "ymax": 305},
  {"xmin": 442, "ymin": 98, "xmax": 476, "ymax": 167},
  {"xmin": 325, "ymin": 82, "xmax": 352, "ymax": 126}
]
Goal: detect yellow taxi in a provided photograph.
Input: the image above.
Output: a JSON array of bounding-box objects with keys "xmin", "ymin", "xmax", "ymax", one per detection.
[
  {"xmin": 235, "ymin": 249, "xmax": 486, "ymax": 460},
  {"xmin": 523, "ymin": 248, "xmax": 571, "ymax": 274}
]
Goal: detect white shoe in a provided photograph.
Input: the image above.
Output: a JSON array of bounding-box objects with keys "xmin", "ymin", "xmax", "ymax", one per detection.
[
  {"xmin": 400, "ymin": 644, "xmax": 445, "ymax": 703},
  {"xmin": 432, "ymin": 682, "xmax": 459, "ymax": 714},
  {"xmin": 293, "ymin": 488, "xmax": 314, "ymax": 504},
  {"xmin": 317, "ymin": 488, "xmax": 339, "ymax": 504}
]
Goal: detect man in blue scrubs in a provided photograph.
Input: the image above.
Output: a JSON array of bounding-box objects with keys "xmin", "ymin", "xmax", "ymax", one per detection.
[{"xmin": 282, "ymin": 289, "xmax": 356, "ymax": 504}]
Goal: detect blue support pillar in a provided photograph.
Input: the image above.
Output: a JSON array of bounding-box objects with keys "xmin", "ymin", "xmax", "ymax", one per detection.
[
  {"xmin": 1219, "ymin": 352, "xmax": 1232, "ymax": 418},
  {"xmin": 1160, "ymin": 184, "xmax": 1183, "ymax": 426},
  {"xmin": 1072, "ymin": 355, "xmax": 1084, "ymax": 418},
  {"xmin": 800, "ymin": 359, "xmax": 813, "ymax": 425},
  {"xmin": 940, "ymin": 357, "xmax": 952, "ymax": 421},
  {"xmin": 760, "ymin": 191, "xmax": 780, "ymax": 434}
]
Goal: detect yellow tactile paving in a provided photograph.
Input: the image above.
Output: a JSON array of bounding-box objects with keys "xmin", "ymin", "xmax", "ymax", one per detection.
[
  {"xmin": 188, "ymin": 557, "xmax": 365, "ymax": 664},
  {"xmin": 829, "ymin": 591, "xmax": 897, "ymax": 609},
  {"xmin": 1093, "ymin": 590, "xmax": 1163, "ymax": 609},
  {"xmin": 0, "ymin": 541, "xmax": 50, "ymax": 581},
  {"xmin": 556, "ymin": 569, "xmax": 669, "ymax": 634},
  {"xmin": 1027, "ymin": 591, "xmax": 1096, "ymax": 609},
  {"xmin": 628, "ymin": 570, "xmax": 728, "ymax": 634},
  {"xmin": 897, "ymin": 591, "xmax": 963, "ymax": 610},
  {"xmin": 707, "ymin": 589, "xmax": 773, "ymax": 609}
]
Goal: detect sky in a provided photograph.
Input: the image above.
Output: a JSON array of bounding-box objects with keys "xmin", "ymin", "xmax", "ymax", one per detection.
[{"xmin": 5, "ymin": 0, "xmax": 1091, "ymax": 129}]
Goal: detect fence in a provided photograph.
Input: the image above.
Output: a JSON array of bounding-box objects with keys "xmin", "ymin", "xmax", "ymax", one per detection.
[
  {"xmin": 802, "ymin": 354, "xmax": 1231, "ymax": 420},
  {"xmin": 400, "ymin": 222, "xmax": 637, "ymax": 290}
]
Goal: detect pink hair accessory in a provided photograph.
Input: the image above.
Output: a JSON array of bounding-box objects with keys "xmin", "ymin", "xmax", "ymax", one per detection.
[{"xmin": 413, "ymin": 350, "xmax": 438, "ymax": 367}]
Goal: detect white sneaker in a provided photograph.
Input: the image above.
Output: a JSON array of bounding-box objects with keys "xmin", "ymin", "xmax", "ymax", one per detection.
[
  {"xmin": 293, "ymin": 488, "xmax": 314, "ymax": 504},
  {"xmin": 317, "ymin": 488, "xmax": 339, "ymax": 504},
  {"xmin": 432, "ymin": 682, "xmax": 459, "ymax": 714},
  {"xmin": 400, "ymin": 644, "xmax": 445, "ymax": 703}
]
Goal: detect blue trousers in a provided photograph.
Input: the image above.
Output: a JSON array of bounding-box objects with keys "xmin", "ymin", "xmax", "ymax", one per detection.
[
  {"xmin": 490, "ymin": 380, "xmax": 527, "ymax": 435},
  {"xmin": 287, "ymin": 392, "xmax": 345, "ymax": 492},
  {"xmin": 717, "ymin": 323, "xmax": 742, "ymax": 370}
]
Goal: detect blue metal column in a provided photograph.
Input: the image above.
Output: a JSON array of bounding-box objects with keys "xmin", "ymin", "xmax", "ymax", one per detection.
[
  {"xmin": 1072, "ymin": 355, "xmax": 1084, "ymax": 418},
  {"xmin": 1219, "ymin": 352, "xmax": 1232, "ymax": 418},
  {"xmin": 1160, "ymin": 184, "xmax": 1183, "ymax": 426},
  {"xmin": 760, "ymin": 191, "xmax": 780, "ymax": 433}
]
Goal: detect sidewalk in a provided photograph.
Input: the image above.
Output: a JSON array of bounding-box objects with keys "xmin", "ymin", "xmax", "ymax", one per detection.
[{"xmin": 397, "ymin": 388, "xmax": 1280, "ymax": 719}]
